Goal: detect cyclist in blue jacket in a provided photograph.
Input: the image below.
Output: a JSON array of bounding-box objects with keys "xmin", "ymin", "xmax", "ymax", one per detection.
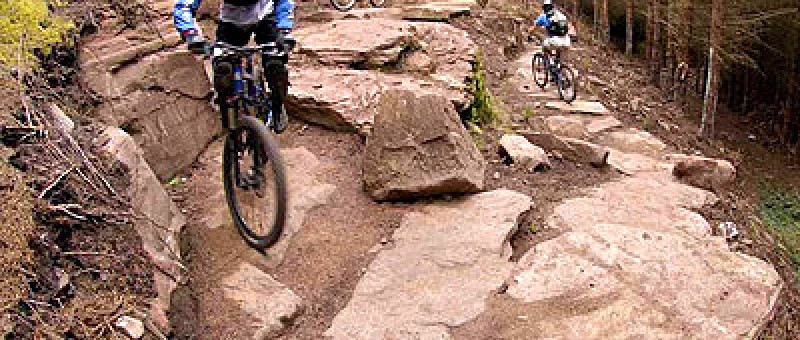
[
  {"xmin": 173, "ymin": 0, "xmax": 295, "ymax": 133},
  {"xmin": 532, "ymin": 0, "xmax": 571, "ymax": 63}
]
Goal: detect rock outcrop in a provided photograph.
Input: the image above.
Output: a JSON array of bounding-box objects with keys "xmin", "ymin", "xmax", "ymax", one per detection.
[
  {"xmin": 81, "ymin": 18, "xmax": 218, "ymax": 181},
  {"xmin": 499, "ymin": 134, "xmax": 551, "ymax": 171},
  {"xmin": 97, "ymin": 127, "xmax": 185, "ymax": 332},
  {"xmin": 667, "ymin": 154, "xmax": 737, "ymax": 192},
  {"xmin": 363, "ymin": 90, "xmax": 485, "ymax": 201},
  {"xmin": 326, "ymin": 189, "xmax": 532, "ymax": 339}
]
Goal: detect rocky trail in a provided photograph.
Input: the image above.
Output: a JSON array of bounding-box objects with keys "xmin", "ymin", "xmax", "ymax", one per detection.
[{"xmin": 73, "ymin": 0, "xmax": 785, "ymax": 338}]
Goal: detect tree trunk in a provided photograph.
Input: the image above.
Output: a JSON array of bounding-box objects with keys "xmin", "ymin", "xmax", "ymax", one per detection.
[
  {"xmin": 593, "ymin": 0, "xmax": 599, "ymax": 37},
  {"xmin": 651, "ymin": 0, "xmax": 661, "ymax": 86},
  {"xmin": 700, "ymin": 0, "xmax": 721, "ymax": 138},
  {"xmin": 602, "ymin": 0, "xmax": 610, "ymax": 41},
  {"xmin": 626, "ymin": 0, "xmax": 634, "ymax": 55}
]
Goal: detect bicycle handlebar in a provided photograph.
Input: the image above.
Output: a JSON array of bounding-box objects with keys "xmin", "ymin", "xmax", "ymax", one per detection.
[{"xmin": 207, "ymin": 42, "xmax": 288, "ymax": 59}]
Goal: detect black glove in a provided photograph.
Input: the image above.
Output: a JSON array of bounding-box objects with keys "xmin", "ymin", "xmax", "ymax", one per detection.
[
  {"xmin": 185, "ymin": 32, "xmax": 208, "ymax": 55},
  {"xmin": 276, "ymin": 30, "xmax": 296, "ymax": 53}
]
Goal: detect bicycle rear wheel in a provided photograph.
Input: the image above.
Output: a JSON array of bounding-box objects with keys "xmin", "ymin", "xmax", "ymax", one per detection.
[
  {"xmin": 331, "ymin": 0, "xmax": 356, "ymax": 11},
  {"xmin": 532, "ymin": 53, "xmax": 549, "ymax": 89},
  {"xmin": 557, "ymin": 65, "xmax": 577, "ymax": 103},
  {"xmin": 223, "ymin": 115, "xmax": 287, "ymax": 250}
]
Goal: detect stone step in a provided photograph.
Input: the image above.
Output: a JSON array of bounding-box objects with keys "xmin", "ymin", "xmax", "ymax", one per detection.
[
  {"xmin": 508, "ymin": 175, "xmax": 782, "ymax": 339},
  {"xmin": 545, "ymin": 101, "xmax": 609, "ymax": 115},
  {"xmin": 326, "ymin": 190, "xmax": 532, "ymax": 339}
]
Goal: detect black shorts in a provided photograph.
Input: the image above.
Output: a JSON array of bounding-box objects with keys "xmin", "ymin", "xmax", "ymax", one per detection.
[{"xmin": 216, "ymin": 16, "xmax": 280, "ymax": 47}]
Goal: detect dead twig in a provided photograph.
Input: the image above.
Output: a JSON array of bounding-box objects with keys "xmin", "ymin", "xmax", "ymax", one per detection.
[
  {"xmin": 50, "ymin": 203, "xmax": 88, "ymax": 221},
  {"xmin": 38, "ymin": 167, "xmax": 74, "ymax": 199},
  {"xmin": 61, "ymin": 251, "xmax": 118, "ymax": 258}
]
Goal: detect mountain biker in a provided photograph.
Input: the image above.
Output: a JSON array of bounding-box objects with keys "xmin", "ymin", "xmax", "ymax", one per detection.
[
  {"xmin": 173, "ymin": 0, "xmax": 295, "ymax": 133},
  {"xmin": 532, "ymin": 0, "xmax": 571, "ymax": 64}
]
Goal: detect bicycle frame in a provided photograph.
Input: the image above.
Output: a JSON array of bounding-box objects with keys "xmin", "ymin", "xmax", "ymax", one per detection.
[{"xmin": 211, "ymin": 42, "xmax": 285, "ymax": 132}]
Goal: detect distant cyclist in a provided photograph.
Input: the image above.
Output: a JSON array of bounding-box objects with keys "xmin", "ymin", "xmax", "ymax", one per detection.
[
  {"xmin": 532, "ymin": 0, "xmax": 571, "ymax": 63},
  {"xmin": 172, "ymin": 0, "xmax": 295, "ymax": 133}
]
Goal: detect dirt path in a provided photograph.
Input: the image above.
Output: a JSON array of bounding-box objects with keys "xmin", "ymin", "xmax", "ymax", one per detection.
[{"xmin": 161, "ymin": 3, "xmax": 784, "ymax": 339}]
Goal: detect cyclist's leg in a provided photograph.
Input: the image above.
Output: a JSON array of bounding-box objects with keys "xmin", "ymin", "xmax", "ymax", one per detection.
[
  {"xmin": 214, "ymin": 22, "xmax": 252, "ymax": 103},
  {"xmin": 255, "ymin": 16, "xmax": 290, "ymax": 133}
]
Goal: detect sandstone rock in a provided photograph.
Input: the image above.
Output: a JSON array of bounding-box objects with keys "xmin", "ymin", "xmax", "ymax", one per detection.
[
  {"xmin": 264, "ymin": 148, "xmax": 336, "ymax": 267},
  {"xmin": 363, "ymin": 90, "xmax": 485, "ymax": 201},
  {"xmin": 544, "ymin": 115, "xmax": 588, "ymax": 139},
  {"xmin": 287, "ymin": 68, "xmax": 467, "ymax": 131},
  {"xmin": 97, "ymin": 127, "xmax": 185, "ymax": 332},
  {"xmin": 563, "ymin": 138, "xmax": 610, "ymax": 167},
  {"xmin": 599, "ymin": 128, "xmax": 667, "ymax": 156},
  {"xmin": 410, "ymin": 22, "xmax": 475, "ymax": 89},
  {"xmin": 607, "ymin": 150, "xmax": 672, "ymax": 175},
  {"xmin": 115, "ymin": 316, "xmax": 145, "ymax": 339},
  {"xmin": 545, "ymin": 101, "xmax": 609, "ymax": 115},
  {"xmin": 294, "ymin": 19, "xmax": 414, "ymax": 68},
  {"xmin": 88, "ymin": 50, "xmax": 218, "ymax": 181},
  {"xmin": 399, "ymin": 49, "xmax": 436, "ymax": 74},
  {"xmin": 326, "ymin": 189, "xmax": 532, "ymax": 339},
  {"xmin": 499, "ymin": 135, "xmax": 550, "ymax": 171},
  {"xmin": 509, "ymin": 224, "xmax": 782, "ymax": 339},
  {"xmin": 549, "ymin": 175, "xmax": 718, "ymax": 236},
  {"xmin": 667, "ymin": 154, "xmax": 737, "ymax": 192},
  {"xmin": 585, "ymin": 115, "xmax": 622, "ymax": 134},
  {"xmin": 402, "ymin": 0, "xmax": 474, "ymax": 21},
  {"xmin": 221, "ymin": 263, "xmax": 303, "ymax": 339}
]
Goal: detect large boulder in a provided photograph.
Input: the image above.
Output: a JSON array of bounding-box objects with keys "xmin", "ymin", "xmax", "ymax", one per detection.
[
  {"xmin": 326, "ymin": 189, "xmax": 532, "ymax": 339},
  {"xmin": 667, "ymin": 154, "xmax": 737, "ymax": 192},
  {"xmin": 96, "ymin": 127, "xmax": 186, "ymax": 333},
  {"xmin": 363, "ymin": 90, "xmax": 485, "ymax": 201}
]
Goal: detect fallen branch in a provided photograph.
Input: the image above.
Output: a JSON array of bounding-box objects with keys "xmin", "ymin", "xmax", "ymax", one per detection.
[
  {"xmin": 50, "ymin": 203, "xmax": 88, "ymax": 221},
  {"xmin": 38, "ymin": 167, "xmax": 74, "ymax": 199}
]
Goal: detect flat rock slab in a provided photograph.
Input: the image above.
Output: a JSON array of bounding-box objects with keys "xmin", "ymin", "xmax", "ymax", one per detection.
[
  {"xmin": 221, "ymin": 263, "xmax": 303, "ymax": 339},
  {"xmin": 598, "ymin": 128, "xmax": 668, "ymax": 157},
  {"xmin": 294, "ymin": 19, "xmax": 413, "ymax": 68},
  {"xmin": 545, "ymin": 101, "xmax": 609, "ymax": 115},
  {"xmin": 326, "ymin": 189, "xmax": 532, "ymax": 339},
  {"xmin": 608, "ymin": 150, "xmax": 672, "ymax": 175},
  {"xmin": 402, "ymin": 0, "xmax": 474, "ymax": 21},
  {"xmin": 509, "ymin": 223, "xmax": 782, "ymax": 339},
  {"xmin": 550, "ymin": 175, "xmax": 718, "ymax": 236},
  {"xmin": 288, "ymin": 67, "xmax": 467, "ymax": 131},
  {"xmin": 542, "ymin": 115, "xmax": 621, "ymax": 140}
]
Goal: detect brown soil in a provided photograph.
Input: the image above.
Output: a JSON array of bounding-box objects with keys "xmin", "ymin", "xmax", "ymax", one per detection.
[
  {"xmin": 168, "ymin": 122, "xmax": 412, "ymax": 339},
  {"xmin": 1, "ymin": 118, "xmax": 154, "ymax": 338}
]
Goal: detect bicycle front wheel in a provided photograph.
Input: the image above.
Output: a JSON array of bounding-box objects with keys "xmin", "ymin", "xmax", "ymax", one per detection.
[
  {"xmin": 532, "ymin": 53, "xmax": 549, "ymax": 89},
  {"xmin": 223, "ymin": 115, "xmax": 288, "ymax": 250},
  {"xmin": 331, "ymin": 0, "xmax": 357, "ymax": 11},
  {"xmin": 557, "ymin": 65, "xmax": 577, "ymax": 103}
]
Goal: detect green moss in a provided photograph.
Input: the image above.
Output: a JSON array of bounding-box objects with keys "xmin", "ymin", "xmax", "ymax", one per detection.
[{"xmin": 758, "ymin": 184, "xmax": 800, "ymax": 284}]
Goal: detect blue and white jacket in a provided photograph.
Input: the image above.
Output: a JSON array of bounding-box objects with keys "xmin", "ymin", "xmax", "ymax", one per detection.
[
  {"xmin": 535, "ymin": 9, "xmax": 568, "ymax": 37},
  {"xmin": 173, "ymin": 0, "xmax": 294, "ymax": 35}
]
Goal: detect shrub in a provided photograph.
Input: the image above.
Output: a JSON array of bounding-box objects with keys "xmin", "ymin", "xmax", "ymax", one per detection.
[{"xmin": 0, "ymin": 0, "xmax": 73, "ymax": 71}]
